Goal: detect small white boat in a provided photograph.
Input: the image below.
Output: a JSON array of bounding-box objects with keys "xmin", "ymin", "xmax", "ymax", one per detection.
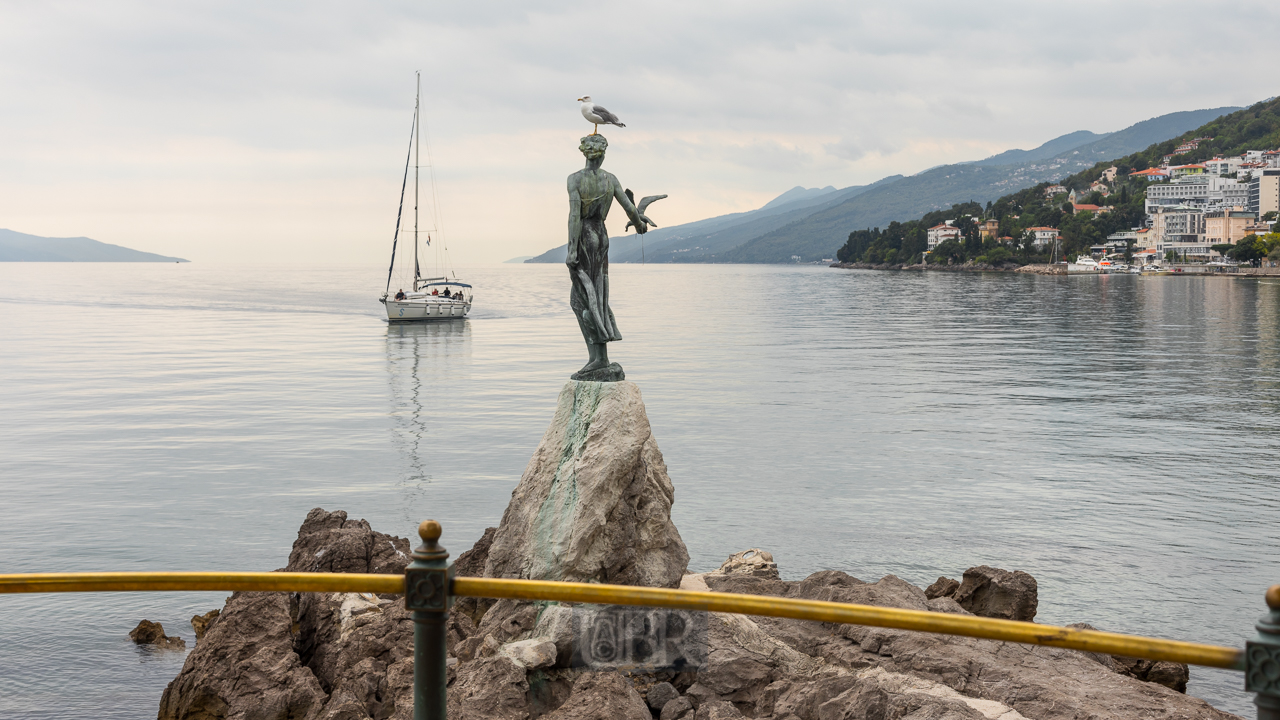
[
  {"xmin": 379, "ymin": 74, "xmax": 473, "ymax": 322},
  {"xmin": 1067, "ymin": 256, "xmax": 1102, "ymax": 274}
]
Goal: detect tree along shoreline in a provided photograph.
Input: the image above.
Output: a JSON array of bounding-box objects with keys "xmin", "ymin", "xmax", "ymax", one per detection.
[{"xmin": 830, "ymin": 261, "xmax": 1066, "ymax": 275}]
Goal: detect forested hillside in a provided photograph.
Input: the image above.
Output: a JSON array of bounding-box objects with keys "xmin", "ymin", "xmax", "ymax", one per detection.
[{"xmin": 836, "ymin": 97, "xmax": 1280, "ymax": 266}]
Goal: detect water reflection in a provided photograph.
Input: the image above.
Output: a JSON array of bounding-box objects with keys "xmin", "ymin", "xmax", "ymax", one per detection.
[{"xmin": 385, "ymin": 321, "xmax": 472, "ymax": 524}]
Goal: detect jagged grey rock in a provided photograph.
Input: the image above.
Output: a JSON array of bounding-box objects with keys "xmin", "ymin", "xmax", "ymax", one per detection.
[
  {"xmin": 483, "ymin": 380, "xmax": 689, "ymax": 588},
  {"xmin": 661, "ymin": 695, "xmax": 694, "ymax": 720},
  {"xmin": 924, "ymin": 576, "xmax": 960, "ymax": 600},
  {"xmin": 953, "ymin": 565, "xmax": 1038, "ymax": 621},
  {"xmin": 647, "ymin": 681, "xmax": 681, "ymax": 711},
  {"xmin": 541, "ymin": 671, "xmax": 651, "ymax": 720},
  {"xmin": 501, "ymin": 639, "xmax": 558, "ymax": 669},
  {"xmin": 717, "ymin": 549, "xmax": 780, "ymax": 580}
]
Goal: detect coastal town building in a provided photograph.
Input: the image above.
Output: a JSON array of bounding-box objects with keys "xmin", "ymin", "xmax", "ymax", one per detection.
[
  {"xmin": 1204, "ymin": 208, "xmax": 1257, "ymax": 245},
  {"xmin": 1145, "ymin": 175, "xmax": 1248, "ymax": 214},
  {"xmin": 1151, "ymin": 205, "xmax": 1208, "ymax": 259},
  {"xmin": 1130, "ymin": 168, "xmax": 1170, "ymax": 182},
  {"xmin": 1170, "ymin": 164, "xmax": 1206, "ymax": 179},
  {"xmin": 1072, "ymin": 203, "xmax": 1110, "ymax": 215},
  {"xmin": 1244, "ymin": 220, "xmax": 1274, "ymax": 237},
  {"xmin": 925, "ymin": 222, "xmax": 962, "ymax": 250},
  {"xmin": 1205, "ymin": 156, "xmax": 1243, "ymax": 176},
  {"xmin": 978, "ymin": 219, "xmax": 999, "ymax": 240},
  {"xmin": 1026, "ymin": 227, "xmax": 1059, "ymax": 249},
  {"xmin": 1174, "ymin": 138, "xmax": 1211, "ymax": 154},
  {"xmin": 1043, "ymin": 184, "xmax": 1066, "ymax": 198},
  {"xmin": 1247, "ymin": 169, "xmax": 1280, "ymax": 217},
  {"xmin": 1101, "ymin": 166, "xmax": 1118, "ymax": 183}
]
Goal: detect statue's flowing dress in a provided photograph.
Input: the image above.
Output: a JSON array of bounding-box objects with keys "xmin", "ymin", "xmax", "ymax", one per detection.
[{"xmin": 570, "ymin": 190, "xmax": 623, "ymax": 344}]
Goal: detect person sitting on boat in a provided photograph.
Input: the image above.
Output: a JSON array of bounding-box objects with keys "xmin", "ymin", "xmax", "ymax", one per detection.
[
  {"xmin": 394, "ymin": 289, "xmax": 406, "ymax": 301},
  {"xmin": 455, "ymin": 291, "xmax": 464, "ymax": 302},
  {"xmin": 431, "ymin": 288, "xmax": 439, "ymax": 296},
  {"xmin": 442, "ymin": 287, "xmax": 452, "ymax": 298}
]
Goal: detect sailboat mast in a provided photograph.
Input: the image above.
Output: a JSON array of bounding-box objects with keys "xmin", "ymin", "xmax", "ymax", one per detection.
[
  {"xmin": 384, "ymin": 85, "xmax": 417, "ymax": 297},
  {"xmin": 413, "ymin": 72, "xmax": 421, "ymax": 289}
]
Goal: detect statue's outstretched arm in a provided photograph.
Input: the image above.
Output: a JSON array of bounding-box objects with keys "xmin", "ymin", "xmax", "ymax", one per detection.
[
  {"xmin": 613, "ymin": 181, "xmax": 647, "ymax": 234},
  {"xmin": 567, "ymin": 178, "xmax": 583, "ymax": 268}
]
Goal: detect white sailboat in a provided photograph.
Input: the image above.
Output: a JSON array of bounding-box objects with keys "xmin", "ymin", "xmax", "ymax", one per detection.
[{"xmin": 381, "ymin": 73, "xmax": 472, "ymax": 322}]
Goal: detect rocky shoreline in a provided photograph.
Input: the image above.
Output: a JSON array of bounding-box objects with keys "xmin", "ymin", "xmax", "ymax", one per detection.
[
  {"xmin": 156, "ymin": 381, "xmax": 1236, "ymax": 719},
  {"xmin": 830, "ymin": 262, "xmax": 1066, "ymax": 275},
  {"xmin": 158, "ymin": 510, "xmax": 1227, "ymax": 720}
]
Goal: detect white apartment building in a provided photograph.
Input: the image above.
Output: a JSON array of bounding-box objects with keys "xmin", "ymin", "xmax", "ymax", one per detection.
[
  {"xmin": 926, "ymin": 223, "xmax": 962, "ymax": 249},
  {"xmin": 1151, "ymin": 205, "xmax": 1209, "ymax": 259},
  {"xmin": 1248, "ymin": 169, "xmax": 1280, "ymax": 217},
  {"xmin": 1026, "ymin": 227, "xmax": 1059, "ymax": 249},
  {"xmin": 1145, "ymin": 175, "xmax": 1249, "ymax": 215},
  {"xmin": 1204, "ymin": 157, "xmax": 1242, "ymax": 176}
]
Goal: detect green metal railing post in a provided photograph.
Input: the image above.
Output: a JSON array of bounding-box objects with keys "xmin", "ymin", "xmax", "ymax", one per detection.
[
  {"xmin": 405, "ymin": 520, "xmax": 451, "ymax": 720},
  {"xmin": 1248, "ymin": 585, "xmax": 1280, "ymax": 720}
]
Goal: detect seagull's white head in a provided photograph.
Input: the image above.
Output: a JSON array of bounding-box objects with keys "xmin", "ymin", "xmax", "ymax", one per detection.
[{"xmin": 578, "ymin": 96, "xmax": 591, "ymax": 103}]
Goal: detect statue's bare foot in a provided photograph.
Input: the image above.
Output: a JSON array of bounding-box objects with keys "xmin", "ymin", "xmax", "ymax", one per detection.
[{"xmin": 577, "ymin": 358, "xmax": 609, "ymax": 374}]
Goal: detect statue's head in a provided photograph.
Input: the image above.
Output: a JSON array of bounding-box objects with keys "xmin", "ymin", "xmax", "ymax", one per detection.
[{"xmin": 579, "ymin": 135, "xmax": 608, "ymax": 160}]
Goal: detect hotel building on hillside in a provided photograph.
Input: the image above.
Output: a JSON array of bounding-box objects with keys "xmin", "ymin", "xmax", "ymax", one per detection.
[
  {"xmin": 1145, "ymin": 175, "xmax": 1249, "ymax": 215},
  {"xmin": 1248, "ymin": 169, "xmax": 1280, "ymax": 217},
  {"xmin": 1151, "ymin": 205, "xmax": 1209, "ymax": 259},
  {"xmin": 1204, "ymin": 209, "xmax": 1257, "ymax": 246}
]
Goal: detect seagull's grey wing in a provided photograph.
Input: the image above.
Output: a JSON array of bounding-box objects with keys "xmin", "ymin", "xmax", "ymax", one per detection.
[
  {"xmin": 636, "ymin": 194, "xmax": 667, "ymax": 214},
  {"xmin": 591, "ymin": 104, "xmax": 623, "ymax": 124}
]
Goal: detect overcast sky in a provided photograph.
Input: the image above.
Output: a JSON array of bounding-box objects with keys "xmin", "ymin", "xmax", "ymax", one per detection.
[{"xmin": 2, "ymin": 1, "xmax": 1277, "ymax": 264}]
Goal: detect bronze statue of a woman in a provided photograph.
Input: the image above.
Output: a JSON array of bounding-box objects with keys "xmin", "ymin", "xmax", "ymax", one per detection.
[{"xmin": 566, "ymin": 135, "xmax": 657, "ymax": 381}]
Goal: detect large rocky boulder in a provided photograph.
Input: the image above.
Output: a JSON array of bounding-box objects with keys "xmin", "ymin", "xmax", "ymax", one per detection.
[
  {"xmin": 952, "ymin": 565, "xmax": 1039, "ymax": 622},
  {"xmin": 158, "ymin": 509, "xmax": 416, "ymax": 720},
  {"xmin": 483, "ymin": 380, "xmax": 689, "ymax": 588}
]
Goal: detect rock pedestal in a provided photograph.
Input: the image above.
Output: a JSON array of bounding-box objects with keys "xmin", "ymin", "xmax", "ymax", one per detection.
[{"xmin": 483, "ymin": 380, "xmax": 689, "ymax": 588}]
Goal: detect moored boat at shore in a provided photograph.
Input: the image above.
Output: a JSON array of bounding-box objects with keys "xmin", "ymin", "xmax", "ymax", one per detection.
[{"xmin": 1067, "ymin": 256, "xmax": 1102, "ymax": 274}]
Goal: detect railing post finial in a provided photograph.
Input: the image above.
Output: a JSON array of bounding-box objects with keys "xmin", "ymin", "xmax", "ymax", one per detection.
[
  {"xmin": 1247, "ymin": 584, "xmax": 1280, "ymax": 720},
  {"xmin": 406, "ymin": 519, "xmax": 451, "ymax": 720}
]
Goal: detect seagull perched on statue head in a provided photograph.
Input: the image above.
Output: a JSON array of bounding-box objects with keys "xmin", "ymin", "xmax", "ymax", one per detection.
[{"xmin": 577, "ymin": 96, "xmax": 626, "ymax": 135}]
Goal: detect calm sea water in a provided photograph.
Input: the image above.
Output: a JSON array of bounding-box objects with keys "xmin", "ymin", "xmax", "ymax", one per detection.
[{"xmin": 1, "ymin": 262, "xmax": 1277, "ymax": 718}]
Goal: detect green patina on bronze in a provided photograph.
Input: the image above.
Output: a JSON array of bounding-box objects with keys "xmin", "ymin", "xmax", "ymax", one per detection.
[{"xmin": 566, "ymin": 135, "xmax": 662, "ymax": 382}]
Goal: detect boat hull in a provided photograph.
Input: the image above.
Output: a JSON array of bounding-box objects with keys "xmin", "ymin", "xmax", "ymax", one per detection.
[{"xmin": 383, "ymin": 299, "xmax": 471, "ymax": 321}]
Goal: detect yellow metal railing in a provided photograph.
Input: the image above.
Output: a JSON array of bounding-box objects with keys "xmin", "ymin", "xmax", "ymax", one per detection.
[{"xmin": 0, "ymin": 571, "xmax": 1251, "ymax": 671}]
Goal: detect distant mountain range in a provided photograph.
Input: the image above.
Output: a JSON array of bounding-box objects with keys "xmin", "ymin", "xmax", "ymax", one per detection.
[
  {"xmin": 527, "ymin": 105, "xmax": 1241, "ymax": 264},
  {"xmin": 0, "ymin": 229, "xmax": 188, "ymax": 262}
]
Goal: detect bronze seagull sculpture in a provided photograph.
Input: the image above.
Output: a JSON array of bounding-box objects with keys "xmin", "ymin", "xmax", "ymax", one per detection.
[{"xmin": 577, "ymin": 96, "xmax": 626, "ymax": 135}]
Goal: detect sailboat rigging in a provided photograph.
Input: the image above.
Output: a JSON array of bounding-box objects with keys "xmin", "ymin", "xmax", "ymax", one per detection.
[{"xmin": 381, "ymin": 72, "xmax": 472, "ymax": 321}]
